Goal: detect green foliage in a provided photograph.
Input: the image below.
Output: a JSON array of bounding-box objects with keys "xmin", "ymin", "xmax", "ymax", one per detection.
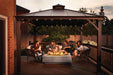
[
  {"xmin": 28, "ymin": 25, "xmax": 81, "ymax": 35},
  {"xmin": 28, "ymin": 23, "xmax": 36, "ymax": 35},
  {"xmin": 42, "ymin": 32, "xmax": 68, "ymax": 43},
  {"xmin": 83, "ymin": 23, "xmax": 97, "ymax": 36},
  {"xmin": 28, "ymin": 18, "xmax": 113, "ymax": 37},
  {"xmin": 79, "ymin": 8, "xmax": 87, "ymax": 13},
  {"xmin": 83, "ymin": 19, "xmax": 113, "ymax": 36},
  {"xmin": 102, "ymin": 19, "xmax": 113, "ymax": 35}
]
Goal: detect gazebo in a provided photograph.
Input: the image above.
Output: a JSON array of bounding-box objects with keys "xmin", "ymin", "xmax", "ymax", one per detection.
[{"xmin": 16, "ymin": 4, "xmax": 105, "ymax": 74}]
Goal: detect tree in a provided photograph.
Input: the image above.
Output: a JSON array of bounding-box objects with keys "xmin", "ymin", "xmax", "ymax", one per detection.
[
  {"xmin": 79, "ymin": 8, "xmax": 87, "ymax": 13},
  {"xmin": 102, "ymin": 18, "xmax": 113, "ymax": 35},
  {"xmin": 42, "ymin": 32, "xmax": 68, "ymax": 43}
]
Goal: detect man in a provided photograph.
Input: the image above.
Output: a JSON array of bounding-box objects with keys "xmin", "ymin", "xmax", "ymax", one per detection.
[
  {"xmin": 62, "ymin": 40, "xmax": 70, "ymax": 50},
  {"xmin": 72, "ymin": 41, "xmax": 89, "ymax": 61},
  {"xmin": 69, "ymin": 41, "xmax": 76, "ymax": 55}
]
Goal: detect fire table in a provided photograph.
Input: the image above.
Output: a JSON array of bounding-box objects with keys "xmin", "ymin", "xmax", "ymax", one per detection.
[{"xmin": 42, "ymin": 53, "xmax": 72, "ymax": 64}]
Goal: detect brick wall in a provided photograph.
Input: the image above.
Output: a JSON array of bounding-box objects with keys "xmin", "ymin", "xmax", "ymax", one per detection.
[
  {"xmin": 0, "ymin": 0, "xmax": 16, "ymax": 75},
  {"xmin": 20, "ymin": 35, "xmax": 113, "ymax": 49}
]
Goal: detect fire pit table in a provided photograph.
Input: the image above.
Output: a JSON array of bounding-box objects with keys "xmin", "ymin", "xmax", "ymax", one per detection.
[{"xmin": 42, "ymin": 53, "xmax": 72, "ymax": 64}]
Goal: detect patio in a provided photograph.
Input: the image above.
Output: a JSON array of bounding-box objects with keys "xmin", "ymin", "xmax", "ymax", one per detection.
[
  {"xmin": 20, "ymin": 56, "xmax": 107, "ymax": 75},
  {"xmin": 15, "ymin": 4, "xmax": 107, "ymax": 75}
]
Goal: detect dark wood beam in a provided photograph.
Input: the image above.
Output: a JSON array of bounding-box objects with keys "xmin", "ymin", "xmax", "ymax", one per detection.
[
  {"xmin": 16, "ymin": 16, "xmax": 104, "ymax": 21},
  {"xmin": 16, "ymin": 21, "xmax": 21, "ymax": 75},
  {"xmin": 87, "ymin": 19, "xmax": 98, "ymax": 30},
  {"xmin": 33, "ymin": 26, "xmax": 37, "ymax": 43},
  {"xmin": 80, "ymin": 25, "xmax": 83, "ymax": 42},
  {"xmin": 97, "ymin": 20, "xmax": 102, "ymax": 74}
]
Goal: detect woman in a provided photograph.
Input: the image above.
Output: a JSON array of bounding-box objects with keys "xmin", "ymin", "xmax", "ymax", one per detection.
[
  {"xmin": 72, "ymin": 41, "xmax": 89, "ymax": 61},
  {"xmin": 48, "ymin": 40, "xmax": 58, "ymax": 52},
  {"xmin": 32, "ymin": 41, "xmax": 43, "ymax": 60},
  {"xmin": 69, "ymin": 41, "xmax": 76, "ymax": 55},
  {"xmin": 62, "ymin": 40, "xmax": 70, "ymax": 50}
]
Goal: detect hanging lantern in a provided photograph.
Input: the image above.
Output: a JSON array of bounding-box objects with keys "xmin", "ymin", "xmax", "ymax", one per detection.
[
  {"xmin": 36, "ymin": 19, "xmax": 38, "ymax": 21},
  {"xmin": 56, "ymin": 24, "xmax": 58, "ymax": 27},
  {"xmin": 51, "ymin": 25, "xmax": 53, "ymax": 28},
  {"xmin": 69, "ymin": 18, "xmax": 71, "ymax": 21},
  {"xmin": 46, "ymin": 25, "xmax": 48, "ymax": 27},
  {"xmin": 50, "ymin": 19, "xmax": 53, "ymax": 21},
  {"xmin": 60, "ymin": 24, "xmax": 63, "ymax": 27}
]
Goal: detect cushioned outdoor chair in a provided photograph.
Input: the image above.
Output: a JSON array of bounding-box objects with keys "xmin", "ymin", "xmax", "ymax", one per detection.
[
  {"xmin": 78, "ymin": 48, "xmax": 91, "ymax": 59},
  {"xmin": 26, "ymin": 45, "xmax": 37, "ymax": 63}
]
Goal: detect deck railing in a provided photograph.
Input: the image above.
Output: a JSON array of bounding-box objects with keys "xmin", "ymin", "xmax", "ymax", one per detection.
[{"xmin": 87, "ymin": 44, "xmax": 113, "ymax": 73}]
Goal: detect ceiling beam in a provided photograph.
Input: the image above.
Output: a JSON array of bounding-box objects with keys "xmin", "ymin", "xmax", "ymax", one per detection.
[{"xmin": 16, "ymin": 16, "xmax": 104, "ymax": 21}]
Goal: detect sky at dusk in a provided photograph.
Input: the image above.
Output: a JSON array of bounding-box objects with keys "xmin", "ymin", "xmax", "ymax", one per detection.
[{"xmin": 16, "ymin": 0, "xmax": 113, "ymax": 19}]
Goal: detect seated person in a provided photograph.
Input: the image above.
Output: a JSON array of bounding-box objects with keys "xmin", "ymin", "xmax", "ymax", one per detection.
[
  {"xmin": 48, "ymin": 40, "xmax": 58, "ymax": 52},
  {"xmin": 72, "ymin": 41, "xmax": 89, "ymax": 61},
  {"xmin": 69, "ymin": 41, "xmax": 76, "ymax": 55},
  {"xmin": 32, "ymin": 41, "xmax": 43, "ymax": 60},
  {"xmin": 57, "ymin": 43, "xmax": 63, "ymax": 51},
  {"xmin": 62, "ymin": 40, "xmax": 71, "ymax": 50}
]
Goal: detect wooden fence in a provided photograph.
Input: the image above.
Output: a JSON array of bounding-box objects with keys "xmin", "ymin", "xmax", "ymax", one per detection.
[
  {"xmin": 88, "ymin": 45, "xmax": 113, "ymax": 73},
  {"xmin": 16, "ymin": 35, "xmax": 113, "ymax": 49}
]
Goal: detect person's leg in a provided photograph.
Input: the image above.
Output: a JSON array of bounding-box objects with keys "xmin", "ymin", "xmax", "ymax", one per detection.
[
  {"xmin": 36, "ymin": 52, "xmax": 40, "ymax": 60},
  {"xmin": 42, "ymin": 51, "xmax": 44, "ymax": 55},
  {"xmin": 41, "ymin": 51, "xmax": 44, "ymax": 62},
  {"xmin": 72, "ymin": 50, "xmax": 78, "ymax": 61},
  {"xmin": 74, "ymin": 50, "xmax": 78, "ymax": 57}
]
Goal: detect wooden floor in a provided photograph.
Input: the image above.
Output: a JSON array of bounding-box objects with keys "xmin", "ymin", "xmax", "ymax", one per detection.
[{"xmin": 21, "ymin": 56, "xmax": 107, "ymax": 75}]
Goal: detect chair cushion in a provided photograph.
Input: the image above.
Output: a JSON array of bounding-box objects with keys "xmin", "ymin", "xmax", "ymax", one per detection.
[{"xmin": 26, "ymin": 45, "xmax": 33, "ymax": 49}]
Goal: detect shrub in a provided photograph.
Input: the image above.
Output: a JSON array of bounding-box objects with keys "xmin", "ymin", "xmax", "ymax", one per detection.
[{"xmin": 42, "ymin": 32, "xmax": 68, "ymax": 43}]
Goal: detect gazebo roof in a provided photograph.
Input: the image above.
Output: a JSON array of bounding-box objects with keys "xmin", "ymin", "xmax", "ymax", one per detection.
[
  {"xmin": 18, "ymin": 9, "xmax": 97, "ymax": 17},
  {"xmin": 17, "ymin": 4, "xmax": 103, "ymax": 18}
]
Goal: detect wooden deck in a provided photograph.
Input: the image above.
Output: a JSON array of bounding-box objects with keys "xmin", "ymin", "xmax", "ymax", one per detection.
[{"xmin": 21, "ymin": 56, "xmax": 107, "ymax": 75}]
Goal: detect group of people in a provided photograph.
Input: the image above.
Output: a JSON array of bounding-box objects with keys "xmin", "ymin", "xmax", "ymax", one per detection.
[{"xmin": 32, "ymin": 40, "xmax": 89, "ymax": 61}]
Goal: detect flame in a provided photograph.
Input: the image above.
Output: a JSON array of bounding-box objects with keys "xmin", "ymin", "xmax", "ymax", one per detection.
[{"xmin": 48, "ymin": 50, "xmax": 68, "ymax": 56}]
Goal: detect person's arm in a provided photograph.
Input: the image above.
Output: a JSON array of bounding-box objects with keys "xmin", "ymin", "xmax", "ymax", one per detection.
[
  {"xmin": 38, "ymin": 46, "xmax": 41, "ymax": 50},
  {"xmin": 77, "ymin": 45, "xmax": 84, "ymax": 51},
  {"xmin": 38, "ymin": 46, "xmax": 42, "ymax": 52},
  {"xmin": 75, "ymin": 44, "xmax": 78, "ymax": 48},
  {"xmin": 63, "ymin": 45, "xmax": 71, "ymax": 50},
  {"xmin": 48, "ymin": 48, "xmax": 52, "ymax": 51},
  {"xmin": 83, "ymin": 46, "xmax": 89, "ymax": 50},
  {"xmin": 55, "ymin": 46, "xmax": 58, "ymax": 52},
  {"xmin": 33, "ymin": 46, "xmax": 41, "ymax": 52},
  {"xmin": 32, "ymin": 48, "xmax": 34, "ymax": 50}
]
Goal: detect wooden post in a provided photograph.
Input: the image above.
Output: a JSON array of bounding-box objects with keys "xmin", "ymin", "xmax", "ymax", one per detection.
[
  {"xmin": 33, "ymin": 26, "xmax": 36, "ymax": 43},
  {"xmin": 97, "ymin": 20, "xmax": 102, "ymax": 73},
  {"xmin": 16, "ymin": 21, "xmax": 21, "ymax": 75},
  {"xmin": 106, "ymin": 35, "xmax": 108, "ymax": 46},
  {"xmin": 80, "ymin": 25, "xmax": 83, "ymax": 42}
]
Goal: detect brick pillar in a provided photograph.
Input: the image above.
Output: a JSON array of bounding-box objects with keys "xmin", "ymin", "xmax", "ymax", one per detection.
[{"xmin": 8, "ymin": 17, "xmax": 15, "ymax": 75}]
